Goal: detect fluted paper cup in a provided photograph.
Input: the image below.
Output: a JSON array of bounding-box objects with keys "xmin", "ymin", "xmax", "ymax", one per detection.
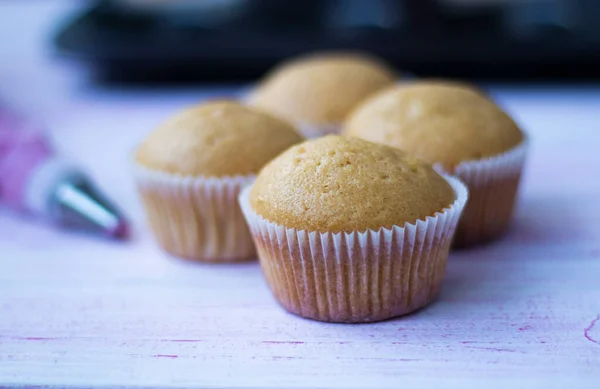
[
  {"xmin": 134, "ymin": 164, "xmax": 256, "ymax": 262},
  {"xmin": 297, "ymin": 122, "xmax": 341, "ymax": 138},
  {"xmin": 435, "ymin": 138, "xmax": 528, "ymax": 247},
  {"xmin": 239, "ymin": 89, "xmax": 340, "ymax": 138},
  {"xmin": 239, "ymin": 175, "xmax": 468, "ymax": 323}
]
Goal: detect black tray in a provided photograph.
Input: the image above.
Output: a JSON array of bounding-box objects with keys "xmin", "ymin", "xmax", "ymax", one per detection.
[{"xmin": 53, "ymin": 0, "xmax": 600, "ymax": 83}]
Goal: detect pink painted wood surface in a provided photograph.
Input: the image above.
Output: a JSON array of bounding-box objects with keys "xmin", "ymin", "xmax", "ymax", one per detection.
[{"xmin": 1, "ymin": 2, "xmax": 599, "ymax": 388}]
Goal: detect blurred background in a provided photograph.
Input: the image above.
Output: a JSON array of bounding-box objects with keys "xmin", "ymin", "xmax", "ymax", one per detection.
[{"xmin": 54, "ymin": 0, "xmax": 600, "ymax": 83}]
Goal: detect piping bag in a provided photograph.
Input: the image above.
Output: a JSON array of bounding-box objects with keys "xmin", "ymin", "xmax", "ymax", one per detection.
[{"xmin": 0, "ymin": 102, "xmax": 129, "ymax": 239}]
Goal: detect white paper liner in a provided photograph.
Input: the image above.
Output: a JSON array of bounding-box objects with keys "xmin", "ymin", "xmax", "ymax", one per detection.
[
  {"xmin": 239, "ymin": 87, "xmax": 343, "ymax": 138},
  {"xmin": 134, "ymin": 164, "xmax": 256, "ymax": 262},
  {"xmin": 434, "ymin": 137, "xmax": 529, "ymax": 247},
  {"xmin": 239, "ymin": 174, "xmax": 468, "ymax": 323},
  {"xmin": 297, "ymin": 122, "xmax": 341, "ymax": 138},
  {"xmin": 442, "ymin": 137, "xmax": 529, "ymax": 186}
]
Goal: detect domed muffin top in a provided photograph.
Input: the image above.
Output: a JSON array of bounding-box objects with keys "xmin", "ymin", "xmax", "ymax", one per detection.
[
  {"xmin": 248, "ymin": 52, "xmax": 397, "ymax": 125},
  {"xmin": 250, "ymin": 135, "xmax": 455, "ymax": 233},
  {"xmin": 344, "ymin": 82, "xmax": 524, "ymax": 168},
  {"xmin": 136, "ymin": 100, "xmax": 303, "ymax": 176}
]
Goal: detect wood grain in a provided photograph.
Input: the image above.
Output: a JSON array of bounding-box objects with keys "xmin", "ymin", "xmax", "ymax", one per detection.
[{"xmin": 0, "ymin": 2, "xmax": 599, "ymax": 388}]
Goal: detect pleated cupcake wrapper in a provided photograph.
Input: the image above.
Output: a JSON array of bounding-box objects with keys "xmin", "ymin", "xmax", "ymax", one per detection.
[
  {"xmin": 239, "ymin": 175, "xmax": 468, "ymax": 323},
  {"xmin": 134, "ymin": 164, "xmax": 256, "ymax": 262},
  {"xmin": 297, "ymin": 122, "xmax": 341, "ymax": 138},
  {"xmin": 435, "ymin": 137, "xmax": 529, "ymax": 247},
  {"xmin": 239, "ymin": 88, "xmax": 341, "ymax": 138}
]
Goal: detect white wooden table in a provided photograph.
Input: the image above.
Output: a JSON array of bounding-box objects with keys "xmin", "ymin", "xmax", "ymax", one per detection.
[{"xmin": 1, "ymin": 2, "xmax": 599, "ymax": 388}]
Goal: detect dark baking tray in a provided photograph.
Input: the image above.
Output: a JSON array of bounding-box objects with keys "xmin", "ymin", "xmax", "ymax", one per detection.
[{"xmin": 53, "ymin": 1, "xmax": 600, "ymax": 83}]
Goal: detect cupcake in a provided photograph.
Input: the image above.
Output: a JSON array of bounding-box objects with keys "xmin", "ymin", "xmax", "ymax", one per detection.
[
  {"xmin": 246, "ymin": 52, "xmax": 397, "ymax": 138},
  {"xmin": 238, "ymin": 136, "xmax": 468, "ymax": 323},
  {"xmin": 344, "ymin": 82, "xmax": 528, "ymax": 247},
  {"xmin": 134, "ymin": 100, "xmax": 303, "ymax": 262}
]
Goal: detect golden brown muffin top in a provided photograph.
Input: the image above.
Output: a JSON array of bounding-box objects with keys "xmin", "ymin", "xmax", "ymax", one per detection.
[
  {"xmin": 136, "ymin": 100, "xmax": 303, "ymax": 177},
  {"xmin": 344, "ymin": 82, "xmax": 524, "ymax": 168},
  {"xmin": 249, "ymin": 135, "xmax": 455, "ymax": 233},
  {"xmin": 247, "ymin": 52, "xmax": 397, "ymax": 125}
]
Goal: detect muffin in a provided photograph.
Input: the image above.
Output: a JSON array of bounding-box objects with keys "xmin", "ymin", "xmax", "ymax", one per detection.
[
  {"xmin": 238, "ymin": 136, "xmax": 468, "ymax": 323},
  {"xmin": 134, "ymin": 100, "xmax": 303, "ymax": 262},
  {"xmin": 246, "ymin": 52, "xmax": 397, "ymax": 138},
  {"xmin": 344, "ymin": 82, "xmax": 528, "ymax": 247}
]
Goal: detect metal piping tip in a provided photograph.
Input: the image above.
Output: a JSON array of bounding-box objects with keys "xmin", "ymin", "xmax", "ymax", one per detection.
[
  {"xmin": 50, "ymin": 177, "xmax": 130, "ymax": 240},
  {"xmin": 110, "ymin": 218, "xmax": 131, "ymax": 240}
]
